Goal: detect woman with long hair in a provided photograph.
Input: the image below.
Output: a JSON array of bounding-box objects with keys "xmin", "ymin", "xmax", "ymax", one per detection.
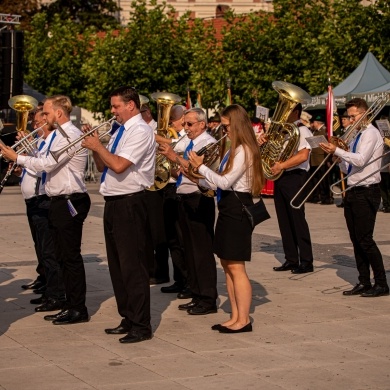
[{"xmin": 188, "ymin": 104, "xmax": 264, "ymax": 333}]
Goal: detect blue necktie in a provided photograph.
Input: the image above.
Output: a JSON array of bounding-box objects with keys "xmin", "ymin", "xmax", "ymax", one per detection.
[
  {"xmin": 216, "ymin": 150, "xmax": 230, "ymax": 202},
  {"xmin": 347, "ymin": 133, "xmax": 362, "ymax": 175},
  {"xmin": 101, "ymin": 125, "xmax": 125, "ymax": 183},
  {"xmin": 176, "ymin": 140, "xmax": 194, "ymax": 187},
  {"xmin": 20, "ymin": 140, "xmax": 46, "ymax": 185},
  {"xmin": 41, "ymin": 132, "xmax": 57, "ymax": 185}
]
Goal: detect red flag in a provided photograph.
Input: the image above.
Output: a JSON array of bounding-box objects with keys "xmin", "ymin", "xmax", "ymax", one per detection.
[
  {"xmin": 326, "ymin": 84, "xmax": 334, "ymax": 138},
  {"xmin": 186, "ymin": 90, "xmax": 192, "ymax": 110}
]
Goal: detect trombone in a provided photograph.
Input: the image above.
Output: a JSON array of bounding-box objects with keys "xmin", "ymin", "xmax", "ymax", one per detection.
[
  {"xmin": 50, "ymin": 117, "xmax": 118, "ymax": 162},
  {"xmin": 290, "ymin": 93, "xmax": 390, "ymax": 209}
]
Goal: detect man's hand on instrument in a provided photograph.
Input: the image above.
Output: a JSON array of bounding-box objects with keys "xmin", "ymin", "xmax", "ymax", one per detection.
[
  {"xmin": 12, "ymin": 164, "xmax": 23, "ymax": 176},
  {"xmin": 158, "ymin": 143, "xmax": 176, "ymax": 160},
  {"xmin": 0, "ymin": 144, "xmax": 18, "ymax": 162},
  {"xmin": 188, "ymin": 151, "xmax": 204, "ymax": 172},
  {"xmin": 257, "ymin": 133, "xmax": 268, "ymax": 146},
  {"xmin": 81, "ymin": 130, "xmax": 102, "ymax": 152},
  {"xmin": 270, "ymin": 161, "xmax": 283, "ymax": 176},
  {"xmin": 319, "ymin": 142, "xmax": 337, "ymax": 154}
]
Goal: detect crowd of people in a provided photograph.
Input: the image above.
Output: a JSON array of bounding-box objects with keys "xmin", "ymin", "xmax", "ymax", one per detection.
[{"xmin": 0, "ymin": 88, "xmax": 389, "ymax": 344}]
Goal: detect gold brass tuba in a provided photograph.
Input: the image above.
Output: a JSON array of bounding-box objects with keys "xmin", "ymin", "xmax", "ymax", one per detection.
[
  {"xmin": 148, "ymin": 92, "xmax": 182, "ymax": 191},
  {"xmin": 8, "ymin": 95, "xmax": 38, "ymax": 133},
  {"xmin": 260, "ymin": 81, "xmax": 311, "ymax": 181}
]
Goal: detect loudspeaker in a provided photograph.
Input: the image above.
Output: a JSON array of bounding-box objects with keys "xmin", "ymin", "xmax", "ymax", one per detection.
[{"xmin": 0, "ymin": 30, "xmax": 24, "ymax": 110}]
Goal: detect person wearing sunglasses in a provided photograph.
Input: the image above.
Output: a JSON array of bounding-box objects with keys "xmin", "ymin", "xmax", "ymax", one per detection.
[
  {"xmin": 187, "ymin": 104, "xmax": 263, "ymax": 333},
  {"xmin": 158, "ymin": 107, "xmax": 218, "ymax": 316}
]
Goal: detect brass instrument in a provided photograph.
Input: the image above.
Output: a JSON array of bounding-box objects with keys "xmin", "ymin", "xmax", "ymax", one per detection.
[
  {"xmin": 260, "ymin": 81, "xmax": 311, "ymax": 181},
  {"xmin": 290, "ymin": 93, "xmax": 390, "ymax": 209},
  {"xmin": 50, "ymin": 117, "xmax": 118, "ymax": 162},
  {"xmin": 147, "ymin": 92, "xmax": 182, "ymax": 191},
  {"xmin": 139, "ymin": 94, "xmax": 149, "ymax": 107},
  {"xmin": 8, "ymin": 95, "xmax": 38, "ymax": 133}
]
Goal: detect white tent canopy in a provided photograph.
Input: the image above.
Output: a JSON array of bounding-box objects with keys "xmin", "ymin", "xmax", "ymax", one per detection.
[{"xmin": 304, "ymin": 52, "xmax": 390, "ymax": 109}]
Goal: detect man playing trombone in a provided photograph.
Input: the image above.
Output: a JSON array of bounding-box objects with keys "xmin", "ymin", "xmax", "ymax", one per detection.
[{"xmin": 320, "ymin": 97, "xmax": 389, "ymax": 297}]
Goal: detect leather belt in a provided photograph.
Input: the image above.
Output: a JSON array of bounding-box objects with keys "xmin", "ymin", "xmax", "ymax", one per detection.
[
  {"xmin": 176, "ymin": 191, "xmax": 201, "ymax": 200},
  {"xmin": 50, "ymin": 193, "xmax": 87, "ymax": 201},
  {"xmin": 104, "ymin": 190, "xmax": 145, "ymax": 201}
]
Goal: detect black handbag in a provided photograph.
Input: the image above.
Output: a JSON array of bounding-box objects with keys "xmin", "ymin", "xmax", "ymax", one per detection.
[{"xmin": 233, "ymin": 191, "xmax": 271, "ymax": 228}]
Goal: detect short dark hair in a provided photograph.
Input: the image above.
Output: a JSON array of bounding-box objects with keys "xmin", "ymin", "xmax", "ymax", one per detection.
[
  {"xmin": 293, "ymin": 103, "xmax": 303, "ymax": 117},
  {"xmin": 110, "ymin": 86, "xmax": 140, "ymax": 109},
  {"xmin": 345, "ymin": 98, "xmax": 368, "ymax": 112}
]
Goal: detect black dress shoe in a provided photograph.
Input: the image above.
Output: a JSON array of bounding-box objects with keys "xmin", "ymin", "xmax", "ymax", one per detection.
[
  {"xmin": 291, "ymin": 265, "xmax": 314, "ymax": 274},
  {"xmin": 160, "ymin": 282, "xmax": 183, "ymax": 293},
  {"xmin": 35, "ymin": 298, "xmax": 64, "ymax": 312},
  {"xmin": 119, "ymin": 330, "xmax": 152, "ymax": 344},
  {"xmin": 273, "ymin": 262, "xmax": 298, "ymax": 272},
  {"xmin": 187, "ymin": 305, "xmax": 217, "ymax": 315},
  {"xmin": 52, "ymin": 309, "xmax": 89, "ymax": 325},
  {"xmin": 44, "ymin": 310, "xmax": 67, "ymax": 321},
  {"xmin": 336, "ymin": 202, "xmax": 344, "ymax": 208},
  {"xmin": 360, "ymin": 284, "xmax": 390, "ymax": 297},
  {"xmin": 149, "ymin": 277, "xmax": 170, "ymax": 285},
  {"xmin": 178, "ymin": 301, "xmax": 198, "ymax": 311},
  {"xmin": 219, "ymin": 323, "xmax": 252, "ymax": 333},
  {"xmin": 21, "ymin": 280, "xmax": 44, "ymax": 290},
  {"xmin": 33, "ymin": 285, "xmax": 47, "ymax": 294},
  {"xmin": 30, "ymin": 295, "xmax": 47, "ymax": 305},
  {"xmin": 343, "ymin": 283, "xmax": 372, "ymax": 296},
  {"xmin": 177, "ymin": 288, "xmax": 193, "ymax": 299},
  {"xmin": 211, "ymin": 324, "xmax": 222, "ymax": 331},
  {"xmin": 105, "ymin": 324, "xmax": 131, "ymax": 335}
]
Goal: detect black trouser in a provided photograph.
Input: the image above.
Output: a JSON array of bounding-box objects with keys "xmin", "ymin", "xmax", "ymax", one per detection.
[
  {"xmin": 26, "ymin": 195, "xmax": 65, "ymax": 300},
  {"xmin": 308, "ymin": 164, "xmax": 333, "ymax": 202},
  {"xmin": 380, "ymin": 172, "xmax": 390, "ymax": 209},
  {"xmin": 104, "ymin": 192, "xmax": 151, "ymax": 336},
  {"xmin": 145, "ymin": 190, "xmax": 169, "ymax": 280},
  {"xmin": 49, "ymin": 193, "xmax": 91, "ymax": 312},
  {"xmin": 344, "ymin": 185, "xmax": 387, "ymax": 287},
  {"xmin": 162, "ymin": 184, "xmax": 186, "ymax": 287},
  {"xmin": 177, "ymin": 192, "xmax": 217, "ymax": 307},
  {"xmin": 274, "ymin": 170, "xmax": 313, "ymax": 266}
]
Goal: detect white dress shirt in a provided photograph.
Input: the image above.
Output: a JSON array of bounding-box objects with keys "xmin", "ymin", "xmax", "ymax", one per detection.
[
  {"xmin": 286, "ymin": 121, "xmax": 312, "ymax": 172},
  {"xmin": 175, "ymin": 131, "xmax": 217, "ymax": 194},
  {"xmin": 100, "ymin": 114, "xmax": 155, "ymax": 196},
  {"xmin": 198, "ymin": 145, "xmax": 252, "ymax": 192},
  {"xmin": 17, "ymin": 121, "xmax": 87, "ymax": 197},
  {"xmin": 335, "ymin": 123, "xmax": 382, "ymax": 186}
]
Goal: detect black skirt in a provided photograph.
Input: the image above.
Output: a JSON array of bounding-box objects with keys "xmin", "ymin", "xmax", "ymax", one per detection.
[{"xmin": 213, "ymin": 190, "xmax": 253, "ymax": 261}]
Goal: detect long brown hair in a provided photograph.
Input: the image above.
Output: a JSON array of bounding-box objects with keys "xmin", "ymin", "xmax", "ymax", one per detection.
[{"xmin": 221, "ymin": 104, "xmax": 264, "ymax": 195}]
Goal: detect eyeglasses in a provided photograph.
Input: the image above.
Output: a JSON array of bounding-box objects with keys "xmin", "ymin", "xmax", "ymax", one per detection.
[
  {"xmin": 182, "ymin": 121, "xmax": 201, "ymax": 127},
  {"xmin": 348, "ymin": 112, "xmax": 364, "ymax": 120}
]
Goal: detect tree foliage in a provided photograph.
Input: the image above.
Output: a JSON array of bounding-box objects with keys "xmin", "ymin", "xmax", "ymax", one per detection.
[
  {"xmin": 23, "ymin": 0, "xmax": 390, "ymax": 117},
  {"xmin": 0, "ymin": 0, "xmax": 39, "ymax": 30}
]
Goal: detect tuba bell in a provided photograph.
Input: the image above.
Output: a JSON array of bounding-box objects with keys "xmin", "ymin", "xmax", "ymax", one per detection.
[
  {"xmin": 260, "ymin": 81, "xmax": 311, "ymax": 181},
  {"xmin": 8, "ymin": 95, "xmax": 38, "ymax": 133},
  {"xmin": 147, "ymin": 92, "xmax": 182, "ymax": 191}
]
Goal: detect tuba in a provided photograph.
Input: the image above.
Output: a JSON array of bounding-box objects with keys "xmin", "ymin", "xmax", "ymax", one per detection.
[
  {"xmin": 148, "ymin": 92, "xmax": 182, "ymax": 191},
  {"xmin": 260, "ymin": 81, "xmax": 311, "ymax": 181},
  {"xmin": 8, "ymin": 95, "xmax": 38, "ymax": 133}
]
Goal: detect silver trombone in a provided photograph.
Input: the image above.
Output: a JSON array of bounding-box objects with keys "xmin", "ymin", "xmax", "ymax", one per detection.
[
  {"xmin": 331, "ymin": 147, "xmax": 390, "ymax": 195},
  {"xmin": 51, "ymin": 117, "xmax": 118, "ymax": 162},
  {"xmin": 0, "ymin": 122, "xmax": 47, "ymax": 160},
  {"xmin": 290, "ymin": 93, "xmax": 390, "ymax": 209}
]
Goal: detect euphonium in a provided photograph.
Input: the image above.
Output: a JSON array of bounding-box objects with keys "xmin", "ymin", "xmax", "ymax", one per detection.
[
  {"xmin": 8, "ymin": 95, "xmax": 38, "ymax": 133},
  {"xmin": 260, "ymin": 81, "xmax": 311, "ymax": 181},
  {"xmin": 148, "ymin": 92, "xmax": 181, "ymax": 191}
]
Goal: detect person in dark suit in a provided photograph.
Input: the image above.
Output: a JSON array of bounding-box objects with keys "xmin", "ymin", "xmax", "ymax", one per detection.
[{"xmin": 82, "ymin": 86, "xmax": 156, "ymax": 343}]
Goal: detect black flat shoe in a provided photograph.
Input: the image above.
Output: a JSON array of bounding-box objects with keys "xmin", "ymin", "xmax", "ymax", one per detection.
[
  {"xmin": 44, "ymin": 310, "xmax": 67, "ymax": 321},
  {"xmin": 21, "ymin": 280, "xmax": 44, "ymax": 290},
  {"xmin": 360, "ymin": 285, "xmax": 390, "ymax": 297},
  {"xmin": 177, "ymin": 288, "xmax": 193, "ymax": 299},
  {"xmin": 273, "ymin": 262, "xmax": 298, "ymax": 272},
  {"xmin": 52, "ymin": 309, "xmax": 89, "ymax": 325},
  {"xmin": 343, "ymin": 283, "xmax": 372, "ymax": 296},
  {"xmin": 178, "ymin": 301, "xmax": 198, "ymax": 311},
  {"xmin": 211, "ymin": 324, "xmax": 222, "ymax": 331},
  {"xmin": 35, "ymin": 298, "xmax": 64, "ymax": 312},
  {"xmin": 105, "ymin": 324, "xmax": 131, "ymax": 335},
  {"xmin": 291, "ymin": 265, "xmax": 314, "ymax": 274},
  {"xmin": 219, "ymin": 323, "xmax": 252, "ymax": 333},
  {"xmin": 119, "ymin": 331, "xmax": 152, "ymax": 344}
]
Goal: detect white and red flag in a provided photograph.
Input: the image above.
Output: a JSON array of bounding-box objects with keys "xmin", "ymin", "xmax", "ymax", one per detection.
[{"xmin": 326, "ymin": 83, "xmax": 334, "ymax": 139}]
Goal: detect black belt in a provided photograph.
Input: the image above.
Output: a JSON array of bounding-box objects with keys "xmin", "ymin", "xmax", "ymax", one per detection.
[
  {"xmin": 283, "ymin": 169, "xmax": 306, "ymax": 176},
  {"xmin": 25, "ymin": 194, "xmax": 50, "ymax": 205},
  {"xmin": 50, "ymin": 193, "xmax": 88, "ymax": 201},
  {"xmin": 104, "ymin": 190, "xmax": 145, "ymax": 202},
  {"xmin": 176, "ymin": 191, "xmax": 201, "ymax": 200},
  {"xmin": 349, "ymin": 183, "xmax": 380, "ymax": 191}
]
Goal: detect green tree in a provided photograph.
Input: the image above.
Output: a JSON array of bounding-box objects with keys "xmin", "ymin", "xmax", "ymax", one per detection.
[
  {"xmin": 0, "ymin": 0, "xmax": 39, "ymax": 30},
  {"xmin": 40, "ymin": 0, "xmax": 120, "ymax": 30}
]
